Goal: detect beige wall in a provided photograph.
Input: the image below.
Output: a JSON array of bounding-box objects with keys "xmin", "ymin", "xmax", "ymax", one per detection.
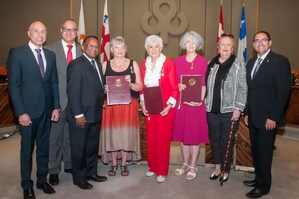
[{"xmin": 0, "ymin": 0, "xmax": 298, "ymax": 69}]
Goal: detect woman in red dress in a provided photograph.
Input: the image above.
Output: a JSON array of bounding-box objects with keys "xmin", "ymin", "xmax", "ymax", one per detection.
[{"xmin": 140, "ymin": 35, "xmax": 179, "ymax": 183}]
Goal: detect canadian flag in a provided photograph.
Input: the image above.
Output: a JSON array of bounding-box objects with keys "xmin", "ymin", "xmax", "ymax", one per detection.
[
  {"xmin": 100, "ymin": 0, "xmax": 110, "ymax": 63},
  {"xmin": 78, "ymin": 0, "xmax": 86, "ymax": 45}
]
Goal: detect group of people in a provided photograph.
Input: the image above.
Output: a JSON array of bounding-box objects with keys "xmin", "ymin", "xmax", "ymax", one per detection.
[{"xmin": 7, "ymin": 18, "xmax": 291, "ymax": 199}]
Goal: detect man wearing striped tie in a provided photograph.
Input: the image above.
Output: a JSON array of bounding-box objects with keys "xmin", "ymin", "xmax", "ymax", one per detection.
[{"xmin": 244, "ymin": 31, "xmax": 291, "ymax": 198}]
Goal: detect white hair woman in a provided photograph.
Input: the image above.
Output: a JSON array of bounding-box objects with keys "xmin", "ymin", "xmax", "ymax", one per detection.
[
  {"xmin": 140, "ymin": 35, "xmax": 179, "ymax": 183},
  {"xmin": 172, "ymin": 31, "xmax": 209, "ymax": 180}
]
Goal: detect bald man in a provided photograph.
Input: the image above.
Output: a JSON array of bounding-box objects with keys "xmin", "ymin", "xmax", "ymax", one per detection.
[{"xmin": 7, "ymin": 21, "xmax": 60, "ymax": 199}]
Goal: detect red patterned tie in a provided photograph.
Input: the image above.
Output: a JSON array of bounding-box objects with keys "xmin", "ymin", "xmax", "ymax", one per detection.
[{"xmin": 67, "ymin": 44, "xmax": 73, "ymax": 64}]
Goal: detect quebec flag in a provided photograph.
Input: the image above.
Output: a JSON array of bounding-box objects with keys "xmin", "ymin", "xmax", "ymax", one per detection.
[
  {"xmin": 237, "ymin": 4, "xmax": 247, "ymax": 64},
  {"xmin": 100, "ymin": 0, "xmax": 110, "ymax": 63}
]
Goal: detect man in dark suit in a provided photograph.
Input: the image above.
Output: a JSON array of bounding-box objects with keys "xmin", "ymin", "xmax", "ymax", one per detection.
[
  {"xmin": 67, "ymin": 35, "xmax": 107, "ymax": 190},
  {"xmin": 7, "ymin": 21, "xmax": 60, "ymax": 199},
  {"xmin": 45, "ymin": 19, "xmax": 82, "ymax": 186},
  {"xmin": 244, "ymin": 31, "xmax": 291, "ymax": 198}
]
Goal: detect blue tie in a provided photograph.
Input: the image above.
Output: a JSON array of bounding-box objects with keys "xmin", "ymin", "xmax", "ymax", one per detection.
[
  {"xmin": 91, "ymin": 60, "xmax": 103, "ymax": 84},
  {"xmin": 35, "ymin": 49, "xmax": 45, "ymax": 78},
  {"xmin": 91, "ymin": 60, "xmax": 97, "ymax": 70}
]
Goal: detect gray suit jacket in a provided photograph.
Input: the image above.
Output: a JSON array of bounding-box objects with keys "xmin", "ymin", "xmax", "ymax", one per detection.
[{"xmin": 45, "ymin": 40, "xmax": 82, "ymax": 110}]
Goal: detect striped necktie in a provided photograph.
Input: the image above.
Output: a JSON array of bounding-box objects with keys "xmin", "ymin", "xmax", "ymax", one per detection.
[{"xmin": 252, "ymin": 58, "xmax": 263, "ymax": 79}]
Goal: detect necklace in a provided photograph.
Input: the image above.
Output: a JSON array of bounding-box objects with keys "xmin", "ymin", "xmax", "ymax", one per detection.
[{"xmin": 186, "ymin": 53, "xmax": 196, "ymax": 70}]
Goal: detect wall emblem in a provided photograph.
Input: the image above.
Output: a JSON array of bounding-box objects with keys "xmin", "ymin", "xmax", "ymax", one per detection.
[{"xmin": 141, "ymin": 0, "xmax": 188, "ymax": 44}]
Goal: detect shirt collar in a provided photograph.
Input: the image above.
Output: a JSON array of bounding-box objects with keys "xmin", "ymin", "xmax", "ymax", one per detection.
[
  {"xmin": 28, "ymin": 41, "xmax": 43, "ymax": 52},
  {"xmin": 258, "ymin": 49, "xmax": 270, "ymax": 60}
]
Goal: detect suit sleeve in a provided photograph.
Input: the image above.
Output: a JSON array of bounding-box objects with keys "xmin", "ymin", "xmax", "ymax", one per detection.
[
  {"xmin": 235, "ymin": 62, "xmax": 247, "ymax": 111},
  {"xmin": 67, "ymin": 61, "xmax": 83, "ymax": 117},
  {"xmin": 139, "ymin": 59, "xmax": 146, "ymax": 101},
  {"xmin": 270, "ymin": 56, "xmax": 291, "ymax": 122},
  {"xmin": 7, "ymin": 48, "xmax": 26, "ymax": 116},
  {"xmin": 49, "ymin": 52, "xmax": 60, "ymax": 110},
  {"xmin": 164, "ymin": 60, "xmax": 179, "ymax": 106}
]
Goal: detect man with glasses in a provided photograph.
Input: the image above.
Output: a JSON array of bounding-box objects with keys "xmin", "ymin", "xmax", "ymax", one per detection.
[
  {"xmin": 67, "ymin": 36, "xmax": 107, "ymax": 190},
  {"xmin": 244, "ymin": 31, "xmax": 291, "ymax": 198},
  {"xmin": 45, "ymin": 19, "xmax": 82, "ymax": 186}
]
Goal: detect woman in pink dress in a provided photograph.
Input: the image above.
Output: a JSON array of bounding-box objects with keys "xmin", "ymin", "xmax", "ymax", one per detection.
[{"xmin": 172, "ymin": 31, "xmax": 209, "ymax": 180}]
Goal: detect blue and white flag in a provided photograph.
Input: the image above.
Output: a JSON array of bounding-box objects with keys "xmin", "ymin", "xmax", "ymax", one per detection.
[{"xmin": 237, "ymin": 4, "xmax": 247, "ymax": 64}]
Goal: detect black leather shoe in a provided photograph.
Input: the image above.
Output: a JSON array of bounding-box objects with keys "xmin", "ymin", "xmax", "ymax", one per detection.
[
  {"xmin": 243, "ymin": 179, "xmax": 256, "ymax": 187},
  {"xmin": 246, "ymin": 188, "xmax": 264, "ymax": 198},
  {"xmin": 36, "ymin": 182, "xmax": 55, "ymax": 194},
  {"xmin": 210, "ymin": 172, "xmax": 221, "ymax": 180},
  {"xmin": 64, "ymin": 168, "xmax": 72, "ymax": 173},
  {"xmin": 219, "ymin": 173, "xmax": 229, "ymax": 182},
  {"xmin": 23, "ymin": 188, "xmax": 35, "ymax": 199},
  {"xmin": 49, "ymin": 174, "xmax": 60, "ymax": 186},
  {"xmin": 74, "ymin": 181, "xmax": 93, "ymax": 190},
  {"xmin": 86, "ymin": 174, "xmax": 107, "ymax": 182}
]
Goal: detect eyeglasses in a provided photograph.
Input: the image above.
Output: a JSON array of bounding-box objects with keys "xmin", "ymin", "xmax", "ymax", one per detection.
[
  {"xmin": 253, "ymin": 38, "xmax": 269, "ymax": 44},
  {"xmin": 220, "ymin": 33, "xmax": 234, "ymax": 39},
  {"xmin": 61, "ymin": 27, "xmax": 78, "ymax": 34},
  {"xmin": 85, "ymin": 44, "xmax": 99, "ymax": 50}
]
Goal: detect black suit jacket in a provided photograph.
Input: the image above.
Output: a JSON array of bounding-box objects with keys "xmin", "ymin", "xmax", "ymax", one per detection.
[
  {"xmin": 244, "ymin": 50, "xmax": 291, "ymax": 128},
  {"xmin": 7, "ymin": 44, "xmax": 60, "ymax": 118},
  {"xmin": 66, "ymin": 55, "xmax": 104, "ymax": 123}
]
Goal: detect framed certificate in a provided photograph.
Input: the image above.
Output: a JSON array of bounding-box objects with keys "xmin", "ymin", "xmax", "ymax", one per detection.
[
  {"xmin": 143, "ymin": 86, "xmax": 163, "ymax": 114},
  {"xmin": 180, "ymin": 75, "xmax": 202, "ymax": 103},
  {"xmin": 106, "ymin": 75, "xmax": 131, "ymax": 105}
]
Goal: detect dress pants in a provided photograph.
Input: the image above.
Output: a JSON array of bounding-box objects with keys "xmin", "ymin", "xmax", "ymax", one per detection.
[
  {"xmin": 207, "ymin": 112, "xmax": 239, "ymax": 173},
  {"xmin": 248, "ymin": 118, "xmax": 276, "ymax": 194},
  {"xmin": 145, "ymin": 111, "xmax": 174, "ymax": 176},
  {"xmin": 20, "ymin": 112, "xmax": 50, "ymax": 190},
  {"xmin": 69, "ymin": 118, "xmax": 100, "ymax": 184},
  {"xmin": 49, "ymin": 109, "xmax": 71, "ymax": 174}
]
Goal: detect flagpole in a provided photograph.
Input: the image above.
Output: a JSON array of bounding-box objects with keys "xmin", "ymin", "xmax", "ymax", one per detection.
[
  {"xmin": 70, "ymin": 0, "xmax": 73, "ymax": 19},
  {"xmin": 96, "ymin": 0, "xmax": 98, "ymax": 37},
  {"xmin": 256, "ymin": 0, "xmax": 259, "ymax": 31}
]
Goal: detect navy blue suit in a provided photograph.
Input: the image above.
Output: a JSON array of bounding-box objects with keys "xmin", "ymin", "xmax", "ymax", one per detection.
[
  {"xmin": 66, "ymin": 54, "xmax": 104, "ymax": 185},
  {"xmin": 7, "ymin": 44, "xmax": 60, "ymax": 190},
  {"xmin": 245, "ymin": 50, "xmax": 291, "ymax": 194}
]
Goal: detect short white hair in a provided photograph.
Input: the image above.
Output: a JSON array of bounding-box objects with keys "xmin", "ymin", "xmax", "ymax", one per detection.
[
  {"xmin": 180, "ymin": 31, "xmax": 204, "ymax": 50},
  {"xmin": 144, "ymin": 35, "xmax": 163, "ymax": 50}
]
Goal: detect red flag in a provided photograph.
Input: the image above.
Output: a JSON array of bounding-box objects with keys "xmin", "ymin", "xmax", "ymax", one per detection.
[
  {"xmin": 78, "ymin": 0, "xmax": 86, "ymax": 45},
  {"xmin": 217, "ymin": 1, "xmax": 224, "ymax": 42},
  {"xmin": 100, "ymin": 0, "xmax": 110, "ymax": 63}
]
